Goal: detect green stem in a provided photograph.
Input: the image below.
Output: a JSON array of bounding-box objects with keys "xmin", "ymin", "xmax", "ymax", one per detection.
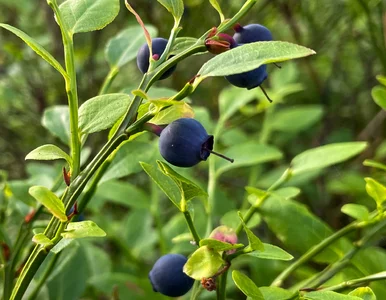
[
  {"xmin": 302, "ymin": 219, "xmax": 386, "ymax": 290},
  {"xmin": 183, "ymin": 210, "xmax": 201, "ymax": 246},
  {"xmin": 216, "ymin": 268, "xmax": 229, "ymax": 300},
  {"xmin": 150, "ymin": 181, "xmax": 167, "ymax": 255},
  {"xmin": 271, "ymin": 222, "xmax": 362, "ymax": 287},
  {"xmin": 27, "ymin": 252, "xmax": 61, "ymax": 300},
  {"xmin": 206, "ymin": 156, "xmax": 217, "ymax": 236},
  {"xmin": 316, "ymin": 271, "xmax": 386, "ymax": 292},
  {"xmin": 10, "ymin": 247, "xmax": 47, "ymax": 300},
  {"xmin": 217, "ymin": 0, "xmax": 257, "ymax": 33},
  {"xmin": 235, "ymin": 168, "xmax": 292, "ymax": 235},
  {"xmin": 47, "ymin": 0, "xmax": 80, "ymax": 177},
  {"xmin": 99, "ymin": 67, "xmax": 119, "ymax": 95}
]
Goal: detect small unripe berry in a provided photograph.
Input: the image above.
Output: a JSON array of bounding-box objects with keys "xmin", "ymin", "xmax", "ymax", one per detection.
[
  {"xmin": 136, "ymin": 37, "xmax": 177, "ymax": 80},
  {"xmin": 149, "ymin": 254, "xmax": 194, "ymax": 297},
  {"xmin": 233, "ymin": 23, "xmax": 273, "ymax": 44}
]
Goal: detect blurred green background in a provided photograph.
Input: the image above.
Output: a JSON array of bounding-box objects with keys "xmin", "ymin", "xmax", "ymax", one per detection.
[{"xmin": 1, "ymin": 0, "xmax": 386, "ymax": 299}]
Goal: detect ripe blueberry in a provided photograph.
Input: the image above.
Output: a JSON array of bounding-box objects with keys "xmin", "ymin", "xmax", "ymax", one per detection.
[
  {"xmin": 149, "ymin": 254, "xmax": 194, "ymax": 297},
  {"xmin": 159, "ymin": 118, "xmax": 213, "ymax": 167},
  {"xmin": 136, "ymin": 37, "xmax": 177, "ymax": 80},
  {"xmin": 225, "ymin": 44, "xmax": 268, "ymax": 90},
  {"xmin": 233, "ymin": 23, "xmax": 273, "ymax": 43},
  {"xmin": 159, "ymin": 118, "xmax": 233, "ymax": 168}
]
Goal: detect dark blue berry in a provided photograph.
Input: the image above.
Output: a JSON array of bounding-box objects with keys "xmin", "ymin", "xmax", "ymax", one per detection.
[
  {"xmin": 136, "ymin": 37, "xmax": 177, "ymax": 80},
  {"xmin": 233, "ymin": 23, "xmax": 273, "ymax": 44},
  {"xmin": 159, "ymin": 118, "xmax": 213, "ymax": 168},
  {"xmin": 225, "ymin": 44, "xmax": 268, "ymax": 89},
  {"xmin": 149, "ymin": 254, "xmax": 194, "ymax": 297}
]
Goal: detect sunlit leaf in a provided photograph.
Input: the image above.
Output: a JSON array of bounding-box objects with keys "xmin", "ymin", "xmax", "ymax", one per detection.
[
  {"xmin": 61, "ymin": 221, "xmax": 106, "ymax": 239},
  {"xmin": 25, "ymin": 144, "xmax": 72, "ymax": 166},
  {"xmin": 29, "ymin": 186, "xmax": 67, "ymax": 222}
]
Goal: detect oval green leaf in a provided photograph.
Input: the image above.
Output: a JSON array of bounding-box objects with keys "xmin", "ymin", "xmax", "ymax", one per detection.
[
  {"xmin": 365, "ymin": 177, "xmax": 386, "ymax": 207},
  {"xmin": 376, "ymin": 75, "xmax": 386, "ymax": 86},
  {"xmin": 170, "ymin": 37, "xmax": 199, "ymax": 55},
  {"xmin": 290, "ymin": 142, "xmax": 368, "ymax": 176},
  {"xmin": 183, "ymin": 246, "xmax": 225, "ymax": 280},
  {"xmin": 78, "ymin": 93, "xmax": 131, "ymax": 134},
  {"xmin": 149, "ymin": 102, "xmax": 194, "ymax": 125},
  {"xmin": 238, "ymin": 212, "xmax": 264, "ymax": 251},
  {"xmin": 247, "ymin": 243, "xmax": 293, "ymax": 261},
  {"xmin": 157, "ymin": 0, "xmax": 184, "ymax": 22},
  {"xmin": 42, "ymin": 105, "xmax": 71, "ymax": 145},
  {"xmin": 216, "ymin": 142, "xmax": 283, "ymax": 177},
  {"xmin": 105, "ymin": 24, "xmax": 158, "ymax": 68},
  {"xmin": 209, "ymin": 0, "xmax": 224, "ymax": 22},
  {"xmin": 25, "ymin": 144, "xmax": 72, "ymax": 166},
  {"xmin": 61, "ymin": 221, "xmax": 106, "ymax": 239},
  {"xmin": 0, "ymin": 23, "xmax": 68, "ymax": 80},
  {"xmin": 304, "ymin": 291, "xmax": 362, "ymax": 300},
  {"xmin": 29, "ymin": 186, "xmax": 67, "ymax": 222},
  {"xmin": 199, "ymin": 238, "xmax": 244, "ymax": 251},
  {"xmin": 32, "ymin": 233, "xmax": 54, "ymax": 247},
  {"xmin": 348, "ymin": 287, "xmax": 376, "ymax": 300},
  {"xmin": 59, "ymin": 0, "xmax": 120, "ymax": 34},
  {"xmin": 371, "ymin": 86, "xmax": 386, "ymax": 110},
  {"xmin": 198, "ymin": 41, "xmax": 315, "ymax": 78},
  {"xmin": 232, "ymin": 270, "xmax": 264, "ymax": 300},
  {"xmin": 341, "ymin": 204, "xmax": 369, "ymax": 221}
]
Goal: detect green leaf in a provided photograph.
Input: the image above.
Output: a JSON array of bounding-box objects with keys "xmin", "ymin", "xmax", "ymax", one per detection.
[
  {"xmin": 183, "ymin": 246, "xmax": 225, "ymax": 280},
  {"xmin": 149, "ymin": 101, "xmax": 194, "ymax": 125},
  {"xmin": 341, "ymin": 204, "xmax": 369, "ymax": 221},
  {"xmin": 216, "ymin": 142, "xmax": 283, "ymax": 177},
  {"xmin": 247, "ymin": 243, "xmax": 293, "ymax": 261},
  {"xmin": 363, "ymin": 159, "xmax": 386, "ymax": 172},
  {"xmin": 232, "ymin": 270, "xmax": 264, "ymax": 300},
  {"xmin": 101, "ymin": 141, "xmax": 157, "ymax": 183},
  {"xmin": 371, "ymin": 86, "xmax": 386, "ymax": 110},
  {"xmin": 157, "ymin": 0, "xmax": 184, "ymax": 23},
  {"xmin": 221, "ymin": 209, "xmax": 261, "ymax": 229},
  {"xmin": 170, "ymin": 37, "xmax": 199, "ymax": 55},
  {"xmin": 32, "ymin": 233, "xmax": 53, "ymax": 247},
  {"xmin": 348, "ymin": 287, "xmax": 376, "ymax": 300},
  {"xmin": 364, "ymin": 177, "xmax": 386, "ymax": 207},
  {"xmin": 140, "ymin": 162, "xmax": 181, "ymax": 209},
  {"xmin": 260, "ymin": 193, "xmax": 351, "ymax": 263},
  {"xmin": 218, "ymin": 86, "xmax": 257, "ymax": 124},
  {"xmin": 59, "ymin": 0, "xmax": 120, "ymax": 34},
  {"xmin": 29, "ymin": 186, "xmax": 67, "ymax": 222},
  {"xmin": 238, "ymin": 212, "xmax": 264, "ymax": 251},
  {"xmin": 209, "ymin": 0, "xmax": 224, "ymax": 21},
  {"xmin": 51, "ymin": 238, "xmax": 74, "ymax": 254},
  {"xmin": 290, "ymin": 142, "xmax": 368, "ymax": 176},
  {"xmin": 96, "ymin": 180, "xmax": 150, "ymax": 209},
  {"xmin": 376, "ymin": 75, "xmax": 386, "ymax": 86},
  {"xmin": 269, "ymin": 105, "xmax": 324, "ymax": 133},
  {"xmin": 272, "ymin": 187, "xmax": 301, "ymax": 199},
  {"xmin": 198, "ymin": 41, "xmax": 315, "ymax": 78},
  {"xmin": 105, "ymin": 24, "xmax": 158, "ymax": 68},
  {"xmin": 260, "ymin": 286, "xmax": 295, "ymax": 300},
  {"xmin": 304, "ymin": 291, "xmax": 362, "ymax": 300},
  {"xmin": 61, "ymin": 221, "xmax": 106, "ymax": 239},
  {"xmin": 0, "ymin": 23, "xmax": 68, "ymax": 79},
  {"xmin": 246, "ymin": 187, "xmax": 269, "ymax": 207},
  {"xmin": 78, "ymin": 93, "xmax": 131, "ymax": 134},
  {"xmin": 199, "ymin": 238, "xmax": 244, "ymax": 251},
  {"xmin": 25, "ymin": 144, "xmax": 72, "ymax": 165},
  {"xmin": 42, "ymin": 106, "xmax": 71, "ymax": 145},
  {"xmin": 157, "ymin": 160, "xmax": 208, "ymax": 202}
]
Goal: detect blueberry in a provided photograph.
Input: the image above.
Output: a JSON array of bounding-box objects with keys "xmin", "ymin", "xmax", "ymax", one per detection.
[
  {"xmin": 136, "ymin": 37, "xmax": 177, "ymax": 80},
  {"xmin": 233, "ymin": 23, "xmax": 273, "ymax": 44},
  {"xmin": 225, "ymin": 44, "xmax": 268, "ymax": 89},
  {"xmin": 149, "ymin": 254, "xmax": 194, "ymax": 297},
  {"xmin": 159, "ymin": 118, "xmax": 214, "ymax": 168}
]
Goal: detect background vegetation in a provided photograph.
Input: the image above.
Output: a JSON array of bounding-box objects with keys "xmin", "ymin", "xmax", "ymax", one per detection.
[{"xmin": 1, "ymin": 0, "xmax": 386, "ymax": 299}]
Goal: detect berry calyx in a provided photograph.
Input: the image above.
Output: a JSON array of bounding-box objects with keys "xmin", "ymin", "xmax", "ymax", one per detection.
[
  {"xmin": 149, "ymin": 254, "xmax": 194, "ymax": 297},
  {"xmin": 159, "ymin": 118, "xmax": 233, "ymax": 168},
  {"xmin": 136, "ymin": 37, "xmax": 177, "ymax": 80}
]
